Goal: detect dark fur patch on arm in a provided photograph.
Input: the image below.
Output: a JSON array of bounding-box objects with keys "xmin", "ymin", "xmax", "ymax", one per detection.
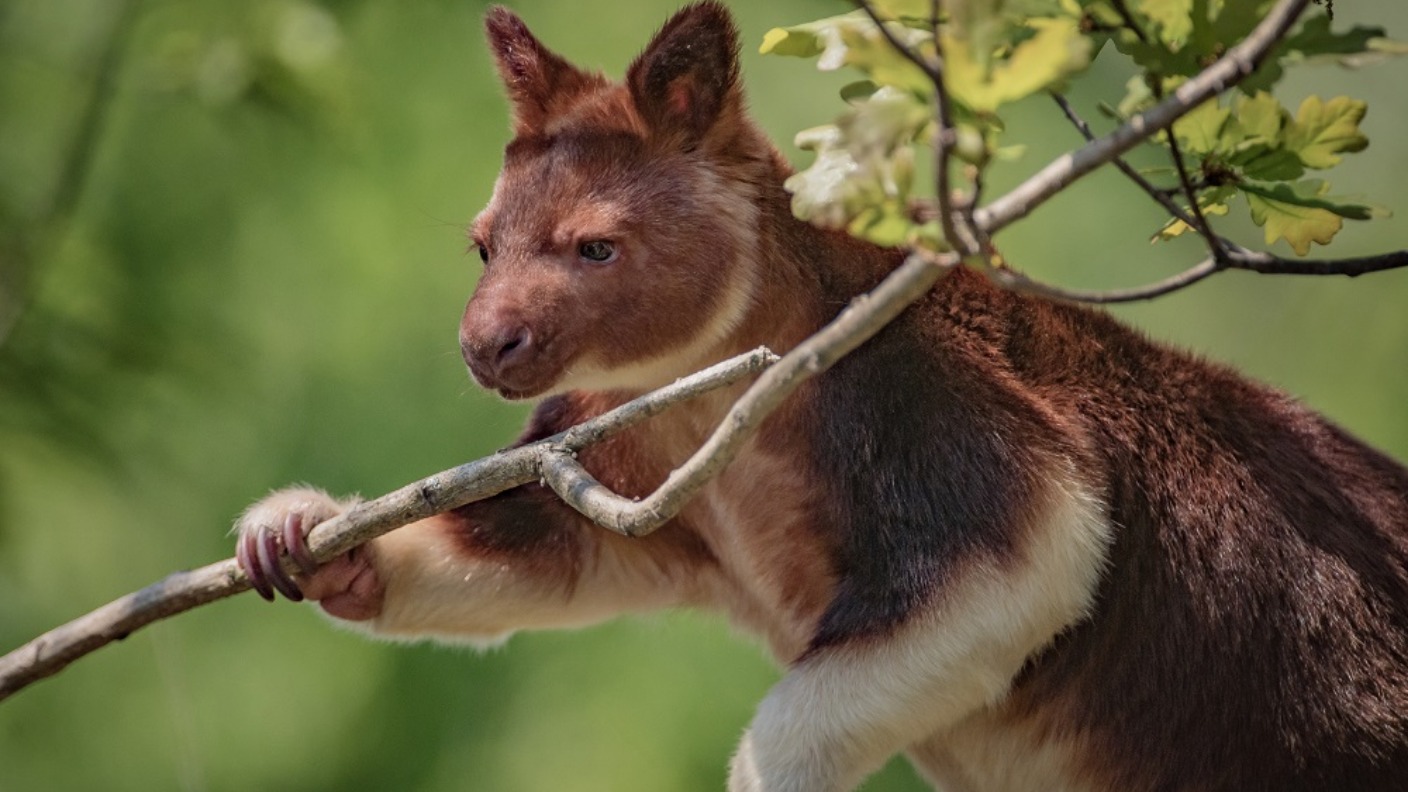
[
  {"xmin": 802, "ymin": 303, "xmax": 1066, "ymax": 654},
  {"xmin": 446, "ymin": 485, "xmax": 587, "ymax": 592}
]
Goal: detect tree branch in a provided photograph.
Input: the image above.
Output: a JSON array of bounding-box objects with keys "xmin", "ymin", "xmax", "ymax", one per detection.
[
  {"xmin": 1039, "ymin": 92, "xmax": 1408, "ymax": 302},
  {"xmin": 1222, "ymin": 247, "xmax": 1408, "ymax": 277},
  {"xmin": 0, "ymin": 348, "xmax": 778, "ymax": 702},
  {"xmin": 985, "ymin": 247, "xmax": 1408, "ymax": 305}
]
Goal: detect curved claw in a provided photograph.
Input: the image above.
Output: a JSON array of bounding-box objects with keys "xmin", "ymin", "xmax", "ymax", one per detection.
[
  {"xmin": 283, "ymin": 513, "xmax": 319, "ymax": 576},
  {"xmin": 257, "ymin": 529, "xmax": 305, "ymax": 602},
  {"xmin": 239, "ymin": 531, "xmax": 276, "ymax": 602}
]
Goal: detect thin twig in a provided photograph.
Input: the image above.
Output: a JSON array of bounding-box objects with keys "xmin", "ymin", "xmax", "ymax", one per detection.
[
  {"xmin": 926, "ymin": 0, "xmax": 974, "ymax": 257},
  {"xmin": 1163, "ymin": 125, "xmax": 1227, "ymax": 260},
  {"xmin": 991, "ymin": 256, "xmax": 1223, "ymax": 304},
  {"xmin": 856, "ymin": 0, "xmax": 971, "ymax": 256},
  {"xmin": 1048, "ymin": 92, "xmax": 1199, "ymax": 230},
  {"xmin": 0, "ymin": 349, "xmax": 778, "ymax": 702},
  {"xmin": 853, "ymin": 0, "xmax": 942, "ymax": 82},
  {"xmin": 985, "ymin": 246, "xmax": 1408, "ymax": 305},
  {"xmin": 1108, "ymin": 0, "xmax": 1151, "ymax": 43}
]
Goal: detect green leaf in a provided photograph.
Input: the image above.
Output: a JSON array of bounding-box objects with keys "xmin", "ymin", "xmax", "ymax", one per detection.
[
  {"xmin": 1170, "ymin": 98, "xmax": 1230, "ymax": 154},
  {"xmin": 1153, "ymin": 185, "xmax": 1234, "ymax": 241},
  {"xmin": 872, "ymin": 0, "xmax": 935, "ymax": 20},
  {"xmin": 759, "ymin": 24, "xmax": 825, "ymax": 58},
  {"xmin": 1230, "ymin": 145, "xmax": 1303, "ymax": 181},
  {"xmin": 1137, "ymin": 0, "xmax": 1193, "ymax": 49},
  {"xmin": 1281, "ymin": 95, "xmax": 1368, "ymax": 169},
  {"xmin": 1228, "ymin": 91, "xmax": 1284, "ymax": 143},
  {"xmin": 1095, "ymin": 0, "xmax": 1273, "ymax": 78},
  {"xmin": 760, "ymin": 13, "xmax": 936, "ymax": 96},
  {"xmin": 1235, "ymin": 13, "xmax": 1408, "ymax": 92},
  {"xmin": 1284, "ymin": 15, "xmax": 1391, "ymax": 59},
  {"xmin": 945, "ymin": 16, "xmax": 1093, "ymax": 112},
  {"xmin": 1242, "ymin": 179, "xmax": 1388, "ymax": 255},
  {"xmin": 840, "ymin": 80, "xmax": 880, "ymax": 103},
  {"xmin": 950, "ymin": 0, "xmax": 1010, "ymax": 73},
  {"xmin": 848, "ymin": 203, "xmax": 914, "ymax": 246},
  {"xmin": 1242, "ymin": 180, "xmax": 1386, "ymax": 220}
]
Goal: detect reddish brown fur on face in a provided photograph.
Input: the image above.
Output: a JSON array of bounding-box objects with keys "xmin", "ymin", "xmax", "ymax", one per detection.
[{"xmin": 464, "ymin": 4, "xmax": 771, "ymax": 399}]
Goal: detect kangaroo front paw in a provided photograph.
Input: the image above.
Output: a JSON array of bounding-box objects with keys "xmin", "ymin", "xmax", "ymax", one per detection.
[{"xmin": 233, "ymin": 487, "xmax": 383, "ymax": 620}]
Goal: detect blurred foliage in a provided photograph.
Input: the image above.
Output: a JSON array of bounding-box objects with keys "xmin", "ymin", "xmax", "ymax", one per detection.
[{"xmin": 0, "ymin": 1, "xmax": 1405, "ymax": 791}]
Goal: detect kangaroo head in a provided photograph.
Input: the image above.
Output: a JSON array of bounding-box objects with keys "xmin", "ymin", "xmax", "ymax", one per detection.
[{"xmin": 461, "ymin": 2, "xmax": 768, "ymax": 399}]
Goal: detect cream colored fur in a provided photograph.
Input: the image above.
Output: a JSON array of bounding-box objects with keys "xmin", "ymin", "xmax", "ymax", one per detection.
[{"xmin": 728, "ymin": 471, "xmax": 1110, "ymax": 792}]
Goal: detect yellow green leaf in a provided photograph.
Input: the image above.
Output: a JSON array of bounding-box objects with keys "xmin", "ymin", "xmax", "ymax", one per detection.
[
  {"xmin": 1153, "ymin": 187, "xmax": 1233, "ymax": 241},
  {"xmin": 1230, "ymin": 92, "xmax": 1284, "ymax": 142},
  {"xmin": 1368, "ymin": 37, "xmax": 1408, "ymax": 57},
  {"xmin": 1170, "ymin": 98, "xmax": 1230, "ymax": 153},
  {"xmin": 949, "ymin": 0, "xmax": 1009, "ymax": 73},
  {"xmin": 1282, "ymin": 96, "xmax": 1368, "ymax": 169},
  {"xmin": 1241, "ymin": 180, "xmax": 1387, "ymax": 255},
  {"xmin": 1138, "ymin": 0, "xmax": 1193, "ymax": 48},
  {"xmin": 944, "ymin": 16, "xmax": 1092, "ymax": 112},
  {"xmin": 872, "ymin": 0, "xmax": 933, "ymax": 19},
  {"xmin": 759, "ymin": 26, "xmax": 823, "ymax": 58},
  {"xmin": 848, "ymin": 203, "xmax": 914, "ymax": 246},
  {"xmin": 758, "ymin": 13, "xmax": 935, "ymax": 96},
  {"xmin": 1245, "ymin": 192, "xmax": 1341, "ymax": 256}
]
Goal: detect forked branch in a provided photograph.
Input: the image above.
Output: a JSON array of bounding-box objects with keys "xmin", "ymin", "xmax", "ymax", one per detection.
[
  {"xmin": 0, "ymin": 348, "xmax": 777, "ymax": 702},
  {"xmin": 539, "ymin": 250, "xmax": 960, "ymax": 534}
]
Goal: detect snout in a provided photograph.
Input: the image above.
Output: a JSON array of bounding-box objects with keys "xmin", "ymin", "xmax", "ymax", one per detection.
[{"xmin": 460, "ymin": 306, "xmax": 559, "ymax": 398}]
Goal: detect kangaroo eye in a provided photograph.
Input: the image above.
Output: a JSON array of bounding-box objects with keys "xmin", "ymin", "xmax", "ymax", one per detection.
[
  {"xmin": 477, "ymin": 245, "xmax": 489, "ymax": 264},
  {"xmin": 578, "ymin": 240, "xmax": 617, "ymax": 264}
]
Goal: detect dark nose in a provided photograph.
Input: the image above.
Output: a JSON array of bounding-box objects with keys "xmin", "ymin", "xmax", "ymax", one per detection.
[
  {"xmin": 462, "ymin": 322, "xmax": 534, "ymax": 382},
  {"xmin": 491, "ymin": 325, "xmax": 532, "ymax": 370}
]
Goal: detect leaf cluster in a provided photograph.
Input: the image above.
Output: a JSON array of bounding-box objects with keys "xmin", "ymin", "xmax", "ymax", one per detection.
[{"xmin": 763, "ymin": 0, "xmax": 1403, "ymax": 255}]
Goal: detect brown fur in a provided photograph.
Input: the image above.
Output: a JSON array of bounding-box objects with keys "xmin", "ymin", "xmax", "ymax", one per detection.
[{"xmin": 236, "ymin": 4, "xmax": 1408, "ymax": 789}]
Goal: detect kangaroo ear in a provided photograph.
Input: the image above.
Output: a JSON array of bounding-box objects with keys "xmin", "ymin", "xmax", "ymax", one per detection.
[
  {"xmin": 626, "ymin": 1, "xmax": 740, "ymax": 144},
  {"xmin": 484, "ymin": 6, "xmax": 597, "ymax": 135}
]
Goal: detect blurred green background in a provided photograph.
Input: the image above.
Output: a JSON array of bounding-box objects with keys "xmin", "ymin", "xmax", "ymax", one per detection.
[{"xmin": 0, "ymin": 1, "xmax": 1405, "ymax": 790}]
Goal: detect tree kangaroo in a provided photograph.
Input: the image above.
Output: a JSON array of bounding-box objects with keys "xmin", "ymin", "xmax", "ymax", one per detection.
[{"xmin": 236, "ymin": 4, "xmax": 1408, "ymax": 789}]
